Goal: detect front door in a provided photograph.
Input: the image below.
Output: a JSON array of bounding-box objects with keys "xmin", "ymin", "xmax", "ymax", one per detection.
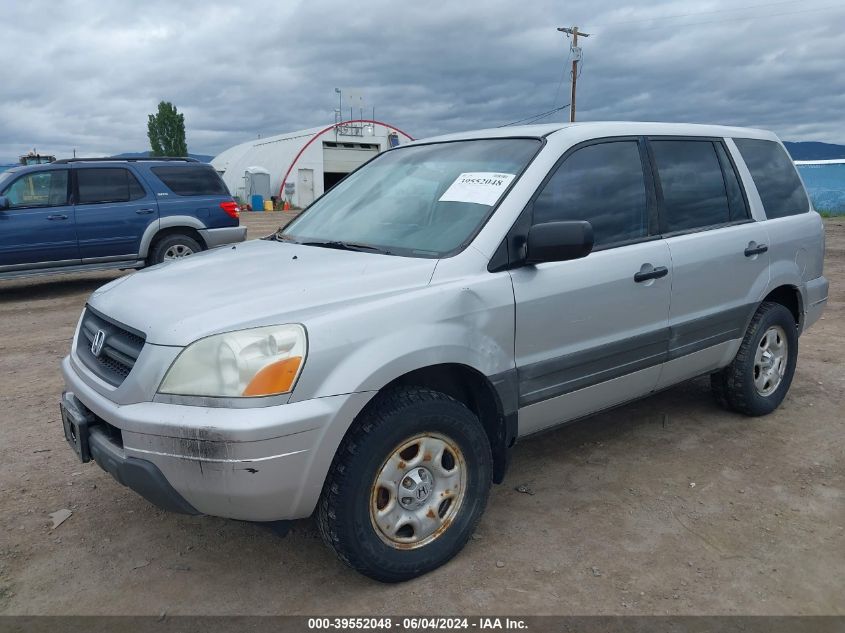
[
  {"xmin": 73, "ymin": 166, "xmax": 158, "ymax": 261},
  {"xmin": 0, "ymin": 168, "xmax": 79, "ymax": 270},
  {"xmin": 511, "ymin": 139, "xmax": 672, "ymax": 435}
]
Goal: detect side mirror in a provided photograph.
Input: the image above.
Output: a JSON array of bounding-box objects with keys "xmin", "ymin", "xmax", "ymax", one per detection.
[
  {"xmin": 0, "ymin": 196, "xmax": 9, "ymax": 210},
  {"xmin": 526, "ymin": 220, "xmax": 594, "ymax": 264}
]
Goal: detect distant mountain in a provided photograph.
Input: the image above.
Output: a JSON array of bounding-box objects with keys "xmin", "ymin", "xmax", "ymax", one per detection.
[
  {"xmin": 110, "ymin": 151, "xmax": 214, "ymax": 163},
  {"xmin": 784, "ymin": 141, "xmax": 845, "ymax": 161}
]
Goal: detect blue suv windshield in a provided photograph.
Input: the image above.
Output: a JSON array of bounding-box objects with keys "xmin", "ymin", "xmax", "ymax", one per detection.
[
  {"xmin": 280, "ymin": 138, "xmax": 541, "ymax": 258},
  {"xmin": 0, "ymin": 170, "xmax": 15, "ymax": 190}
]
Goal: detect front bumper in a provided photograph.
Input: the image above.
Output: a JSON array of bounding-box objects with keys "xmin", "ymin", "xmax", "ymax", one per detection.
[
  {"xmin": 62, "ymin": 356, "xmax": 372, "ymax": 521},
  {"xmin": 199, "ymin": 225, "xmax": 247, "ymax": 249},
  {"xmin": 63, "ymin": 391, "xmax": 200, "ymax": 515}
]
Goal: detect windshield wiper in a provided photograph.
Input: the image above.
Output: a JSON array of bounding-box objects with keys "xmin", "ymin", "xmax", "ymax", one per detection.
[{"xmin": 299, "ymin": 240, "xmax": 392, "ymax": 255}]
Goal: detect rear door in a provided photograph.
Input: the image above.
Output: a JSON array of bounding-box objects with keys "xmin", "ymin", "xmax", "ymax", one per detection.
[
  {"xmin": 73, "ymin": 166, "xmax": 157, "ymax": 261},
  {"xmin": 647, "ymin": 137, "xmax": 770, "ymax": 389},
  {"xmin": 0, "ymin": 168, "xmax": 79, "ymax": 270},
  {"xmin": 511, "ymin": 138, "xmax": 672, "ymax": 435},
  {"xmin": 732, "ymin": 137, "xmax": 822, "ymax": 284}
]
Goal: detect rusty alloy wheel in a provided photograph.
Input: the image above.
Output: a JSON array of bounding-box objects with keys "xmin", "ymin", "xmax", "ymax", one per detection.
[
  {"xmin": 369, "ymin": 432, "xmax": 467, "ymax": 549},
  {"xmin": 317, "ymin": 387, "xmax": 492, "ymax": 582}
]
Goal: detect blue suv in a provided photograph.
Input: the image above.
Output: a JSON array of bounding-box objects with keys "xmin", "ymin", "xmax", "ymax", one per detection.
[{"xmin": 0, "ymin": 157, "xmax": 245, "ymax": 280}]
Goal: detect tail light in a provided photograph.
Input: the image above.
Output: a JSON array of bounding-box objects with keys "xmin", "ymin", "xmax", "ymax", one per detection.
[{"xmin": 220, "ymin": 200, "xmax": 239, "ymax": 219}]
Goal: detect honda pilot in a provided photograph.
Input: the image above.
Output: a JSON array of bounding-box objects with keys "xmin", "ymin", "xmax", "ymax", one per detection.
[{"xmin": 59, "ymin": 123, "xmax": 828, "ymax": 582}]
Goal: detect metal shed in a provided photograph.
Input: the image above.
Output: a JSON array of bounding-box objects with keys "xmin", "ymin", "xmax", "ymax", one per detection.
[{"xmin": 211, "ymin": 120, "xmax": 413, "ymax": 208}]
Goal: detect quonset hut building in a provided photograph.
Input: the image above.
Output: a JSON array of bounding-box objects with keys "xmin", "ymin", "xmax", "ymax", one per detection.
[{"xmin": 211, "ymin": 120, "xmax": 414, "ymax": 208}]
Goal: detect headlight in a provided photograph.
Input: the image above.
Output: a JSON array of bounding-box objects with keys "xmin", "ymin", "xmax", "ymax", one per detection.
[{"xmin": 158, "ymin": 324, "xmax": 307, "ymax": 398}]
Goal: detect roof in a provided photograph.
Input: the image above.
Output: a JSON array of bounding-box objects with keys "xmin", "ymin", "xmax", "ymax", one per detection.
[
  {"xmin": 212, "ymin": 125, "xmax": 328, "ymax": 169},
  {"xmin": 411, "ymin": 121, "xmax": 778, "ymax": 144}
]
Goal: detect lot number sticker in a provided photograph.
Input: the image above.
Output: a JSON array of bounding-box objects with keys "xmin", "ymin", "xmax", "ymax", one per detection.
[{"xmin": 439, "ymin": 172, "xmax": 516, "ymax": 206}]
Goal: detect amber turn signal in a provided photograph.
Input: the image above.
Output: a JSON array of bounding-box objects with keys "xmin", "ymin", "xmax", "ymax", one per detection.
[{"xmin": 242, "ymin": 356, "xmax": 303, "ymax": 396}]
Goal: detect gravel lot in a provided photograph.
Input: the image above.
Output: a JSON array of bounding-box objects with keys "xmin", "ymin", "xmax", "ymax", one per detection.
[{"xmin": 0, "ymin": 213, "xmax": 842, "ymax": 615}]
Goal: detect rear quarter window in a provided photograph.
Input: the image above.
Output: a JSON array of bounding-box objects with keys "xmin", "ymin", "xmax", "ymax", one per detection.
[
  {"xmin": 734, "ymin": 138, "xmax": 809, "ymax": 219},
  {"xmin": 151, "ymin": 165, "xmax": 229, "ymax": 196}
]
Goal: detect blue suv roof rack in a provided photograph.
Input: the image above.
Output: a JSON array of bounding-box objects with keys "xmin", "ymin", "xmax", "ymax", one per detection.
[{"xmin": 52, "ymin": 157, "xmax": 199, "ymax": 164}]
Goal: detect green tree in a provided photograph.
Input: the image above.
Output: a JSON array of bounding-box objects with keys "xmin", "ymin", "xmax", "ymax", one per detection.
[{"xmin": 147, "ymin": 101, "xmax": 188, "ymax": 157}]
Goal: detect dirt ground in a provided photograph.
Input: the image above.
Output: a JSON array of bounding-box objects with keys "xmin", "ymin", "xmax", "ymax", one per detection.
[{"xmin": 0, "ymin": 212, "xmax": 842, "ymax": 616}]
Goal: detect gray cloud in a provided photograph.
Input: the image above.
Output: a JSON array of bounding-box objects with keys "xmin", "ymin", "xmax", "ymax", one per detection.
[{"xmin": 1, "ymin": 0, "xmax": 843, "ymax": 163}]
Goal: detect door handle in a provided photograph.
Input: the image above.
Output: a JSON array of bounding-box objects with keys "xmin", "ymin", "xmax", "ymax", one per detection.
[
  {"xmin": 744, "ymin": 243, "xmax": 768, "ymax": 257},
  {"xmin": 135, "ymin": 208, "xmax": 155, "ymax": 215},
  {"xmin": 634, "ymin": 265, "xmax": 668, "ymax": 283},
  {"xmin": 46, "ymin": 214, "xmax": 68, "ymax": 221}
]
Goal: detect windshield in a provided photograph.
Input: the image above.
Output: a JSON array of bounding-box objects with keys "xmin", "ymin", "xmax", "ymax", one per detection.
[
  {"xmin": 0, "ymin": 170, "xmax": 15, "ymax": 190},
  {"xmin": 280, "ymin": 138, "xmax": 541, "ymax": 257}
]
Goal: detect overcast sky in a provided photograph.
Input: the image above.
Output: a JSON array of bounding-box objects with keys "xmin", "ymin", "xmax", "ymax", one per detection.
[{"xmin": 1, "ymin": 0, "xmax": 843, "ymax": 163}]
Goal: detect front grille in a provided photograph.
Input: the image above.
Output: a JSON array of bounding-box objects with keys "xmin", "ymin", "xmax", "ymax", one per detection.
[{"xmin": 76, "ymin": 307, "xmax": 146, "ymax": 387}]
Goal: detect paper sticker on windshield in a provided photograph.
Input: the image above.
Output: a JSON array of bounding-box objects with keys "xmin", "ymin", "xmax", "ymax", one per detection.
[{"xmin": 439, "ymin": 172, "xmax": 516, "ymax": 206}]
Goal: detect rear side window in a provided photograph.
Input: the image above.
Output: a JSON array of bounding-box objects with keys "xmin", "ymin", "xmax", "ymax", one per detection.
[
  {"xmin": 77, "ymin": 168, "xmax": 146, "ymax": 204},
  {"xmin": 152, "ymin": 166, "xmax": 229, "ymax": 196},
  {"xmin": 533, "ymin": 141, "xmax": 649, "ymax": 247},
  {"xmin": 734, "ymin": 138, "xmax": 809, "ymax": 218},
  {"xmin": 2, "ymin": 170, "xmax": 68, "ymax": 208},
  {"xmin": 651, "ymin": 140, "xmax": 730, "ymax": 232}
]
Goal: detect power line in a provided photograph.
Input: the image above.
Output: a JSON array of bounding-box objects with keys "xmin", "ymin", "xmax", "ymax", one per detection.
[
  {"xmin": 551, "ymin": 57, "xmax": 569, "ymax": 109},
  {"xmin": 591, "ymin": 0, "xmax": 810, "ymax": 28},
  {"xmin": 594, "ymin": 3, "xmax": 843, "ymax": 32},
  {"xmin": 497, "ymin": 105, "xmax": 570, "ymax": 128}
]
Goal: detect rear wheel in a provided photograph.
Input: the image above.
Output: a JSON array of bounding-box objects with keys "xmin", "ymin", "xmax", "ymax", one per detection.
[
  {"xmin": 148, "ymin": 233, "xmax": 202, "ymax": 266},
  {"xmin": 711, "ymin": 301, "xmax": 798, "ymax": 416},
  {"xmin": 317, "ymin": 387, "xmax": 492, "ymax": 582}
]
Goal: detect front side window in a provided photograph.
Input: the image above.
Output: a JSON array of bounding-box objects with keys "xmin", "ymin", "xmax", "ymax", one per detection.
[
  {"xmin": 77, "ymin": 168, "xmax": 146, "ymax": 204},
  {"xmin": 281, "ymin": 138, "xmax": 541, "ymax": 257},
  {"xmin": 532, "ymin": 141, "xmax": 648, "ymax": 247},
  {"xmin": 734, "ymin": 138, "xmax": 809, "ymax": 219},
  {"xmin": 651, "ymin": 140, "xmax": 730, "ymax": 232},
  {"xmin": 2, "ymin": 170, "xmax": 68, "ymax": 208}
]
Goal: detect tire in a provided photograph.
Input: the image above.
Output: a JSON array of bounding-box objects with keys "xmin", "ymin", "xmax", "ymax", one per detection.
[
  {"xmin": 317, "ymin": 387, "xmax": 493, "ymax": 582},
  {"xmin": 147, "ymin": 233, "xmax": 202, "ymax": 266},
  {"xmin": 711, "ymin": 301, "xmax": 799, "ymax": 416}
]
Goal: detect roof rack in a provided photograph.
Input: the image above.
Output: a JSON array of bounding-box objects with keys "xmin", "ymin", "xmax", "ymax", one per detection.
[{"xmin": 52, "ymin": 157, "xmax": 199, "ymax": 164}]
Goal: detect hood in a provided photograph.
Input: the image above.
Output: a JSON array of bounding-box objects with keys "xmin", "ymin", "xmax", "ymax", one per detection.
[{"xmin": 88, "ymin": 239, "xmax": 438, "ymax": 346}]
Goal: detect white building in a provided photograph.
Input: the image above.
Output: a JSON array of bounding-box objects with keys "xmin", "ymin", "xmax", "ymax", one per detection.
[{"xmin": 211, "ymin": 120, "xmax": 414, "ymax": 208}]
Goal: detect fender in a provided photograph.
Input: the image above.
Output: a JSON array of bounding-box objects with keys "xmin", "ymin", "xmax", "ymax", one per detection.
[
  {"xmin": 286, "ymin": 337, "xmax": 513, "ymax": 519},
  {"xmin": 138, "ymin": 216, "xmax": 208, "ymax": 258},
  {"xmin": 285, "ymin": 275, "xmax": 517, "ymax": 518}
]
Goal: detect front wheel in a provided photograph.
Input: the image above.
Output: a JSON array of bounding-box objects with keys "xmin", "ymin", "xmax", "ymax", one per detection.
[
  {"xmin": 711, "ymin": 301, "xmax": 799, "ymax": 416},
  {"xmin": 317, "ymin": 387, "xmax": 492, "ymax": 582}
]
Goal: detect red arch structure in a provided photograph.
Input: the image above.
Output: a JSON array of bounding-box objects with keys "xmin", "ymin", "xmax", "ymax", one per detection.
[{"xmin": 277, "ymin": 119, "xmax": 414, "ymax": 198}]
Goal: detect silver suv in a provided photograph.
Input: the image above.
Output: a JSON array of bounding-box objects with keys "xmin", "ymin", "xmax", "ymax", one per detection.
[{"xmin": 60, "ymin": 122, "xmax": 828, "ymax": 582}]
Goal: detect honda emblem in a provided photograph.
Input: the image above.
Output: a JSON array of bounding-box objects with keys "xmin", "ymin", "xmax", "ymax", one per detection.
[{"xmin": 91, "ymin": 330, "xmax": 106, "ymax": 357}]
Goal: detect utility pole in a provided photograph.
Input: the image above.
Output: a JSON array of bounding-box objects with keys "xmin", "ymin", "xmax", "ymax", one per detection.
[{"xmin": 557, "ymin": 26, "xmax": 590, "ymax": 122}]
